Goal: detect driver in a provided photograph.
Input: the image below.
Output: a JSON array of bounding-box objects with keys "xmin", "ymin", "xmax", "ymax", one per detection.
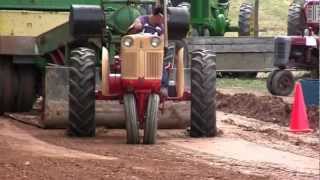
[{"xmin": 128, "ymin": 5, "xmax": 164, "ymax": 35}]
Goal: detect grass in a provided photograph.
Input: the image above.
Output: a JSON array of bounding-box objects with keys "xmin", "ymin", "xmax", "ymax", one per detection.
[
  {"xmin": 206, "ymin": 0, "xmax": 295, "ymax": 92},
  {"xmin": 217, "ymin": 77, "xmax": 268, "ymax": 92},
  {"xmin": 227, "ymin": 0, "xmax": 291, "ymax": 36}
]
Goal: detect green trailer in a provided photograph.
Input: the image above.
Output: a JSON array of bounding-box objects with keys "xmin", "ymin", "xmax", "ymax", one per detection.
[{"xmin": 0, "ymin": 0, "xmax": 156, "ymax": 126}]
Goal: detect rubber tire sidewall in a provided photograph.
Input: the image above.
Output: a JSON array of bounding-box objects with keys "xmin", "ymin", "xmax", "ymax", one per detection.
[
  {"xmin": 143, "ymin": 94, "xmax": 160, "ymax": 144},
  {"xmin": 67, "ymin": 47, "xmax": 96, "ymax": 137},
  {"xmin": 190, "ymin": 50, "xmax": 217, "ymax": 137}
]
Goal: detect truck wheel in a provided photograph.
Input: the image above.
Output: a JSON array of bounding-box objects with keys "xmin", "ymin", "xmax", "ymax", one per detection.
[
  {"xmin": 16, "ymin": 66, "xmax": 36, "ymax": 112},
  {"xmin": 124, "ymin": 94, "xmax": 140, "ymax": 144},
  {"xmin": 143, "ymin": 94, "xmax": 160, "ymax": 144},
  {"xmin": 268, "ymin": 70, "xmax": 294, "ymax": 96},
  {"xmin": 0, "ymin": 59, "xmax": 17, "ymax": 113},
  {"xmin": 239, "ymin": 3, "xmax": 254, "ymax": 36},
  {"xmin": 288, "ymin": 3, "xmax": 305, "ymax": 35},
  {"xmin": 190, "ymin": 50, "xmax": 217, "ymax": 137},
  {"xmin": 67, "ymin": 47, "xmax": 96, "ymax": 137}
]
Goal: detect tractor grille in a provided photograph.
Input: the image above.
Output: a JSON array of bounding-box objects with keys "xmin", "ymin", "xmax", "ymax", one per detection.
[
  {"xmin": 276, "ymin": 42, "xmax": 286, "ymax": 59},
  {"xmin": 146, "ymin": 52, "xmax": 162, "ymax": 79},
  {"xmin": 306, "ymin": 4, "xmax": 320, "ymax": 23},
  {"xmin": 122, "ymin": 52, "xmax": 138, "ymax": 78},
  {"xmin": 274, "ymin": 37, "xmax": 291, "ymax": 67}
]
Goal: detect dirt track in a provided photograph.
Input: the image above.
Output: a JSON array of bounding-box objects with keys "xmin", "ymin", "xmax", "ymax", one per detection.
[{"xmin": 0, "ymin": 90, "xmax": 319, "ymax": 180}]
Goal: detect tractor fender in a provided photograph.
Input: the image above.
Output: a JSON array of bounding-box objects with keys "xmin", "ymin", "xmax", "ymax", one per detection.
[
  {"xmin": 215, "ymin": 14, "xmax": 226, "ymax": 36},
  {"xmin": 101, "ymin": 47, "xmax": 110, "ymax": 96},
  {"xmin": 69, "ymin": 5, "xmax": 105, "ymax": 38},
  {"xmin": 168, "ymin": 7, "xmax": 190, "ymax": 40}
]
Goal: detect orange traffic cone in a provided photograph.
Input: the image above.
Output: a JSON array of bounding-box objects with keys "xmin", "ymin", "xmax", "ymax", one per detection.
[{"xmin": 289, "ymin": 82, "xmax": 312, "ymax": 133}]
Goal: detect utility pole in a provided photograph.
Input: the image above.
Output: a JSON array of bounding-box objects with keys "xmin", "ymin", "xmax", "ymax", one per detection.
[{"xmin": 254, "ymin": 0, "xmax": 259, "ymax": 37}]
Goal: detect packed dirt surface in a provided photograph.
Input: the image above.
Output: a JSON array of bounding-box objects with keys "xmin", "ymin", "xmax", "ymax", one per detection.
[
  {"xmin": 217, "ymin": 91, "xmax": 319, "ymax": 130},
  {"xmin": 0, "ymin": 90, "xmax": 319, "ymax": 180},
  {"xmin": 0, "ymin": 117, "xmax": 269, "ymax": 180}
]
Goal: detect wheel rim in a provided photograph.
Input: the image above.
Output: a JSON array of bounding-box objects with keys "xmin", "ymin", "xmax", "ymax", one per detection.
[{"xmin": 271, "ymin": 70, "xmax": 294, "ymax": 96}]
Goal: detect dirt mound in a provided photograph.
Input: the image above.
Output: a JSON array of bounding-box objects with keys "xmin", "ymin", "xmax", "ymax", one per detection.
[{"xmin": 216, "ymin": 92, "xmax": 319, "ymax": 130}]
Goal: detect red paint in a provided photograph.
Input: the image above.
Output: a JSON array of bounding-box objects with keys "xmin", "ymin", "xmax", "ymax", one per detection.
[
  {"xmin": 108, "ymin": 74, "xmax": 122, "ymax": 94},
  {"xmin": 95, "ymin": 91, "xmax": 120, "ymax": 100},
  {"xmin": 291, "ymin": 36, "xmax": 320, "ymax": 47},
  {"xmin": 136, "ymin": 92, "xmax": 148, "ymax": 124},
  {"xmin": 304, "ymin": 0, "xmax": 319, "ymax": 34},
  {"xmin": 121, "ymin": 79, "xmax": 161, "ymax": 92}
]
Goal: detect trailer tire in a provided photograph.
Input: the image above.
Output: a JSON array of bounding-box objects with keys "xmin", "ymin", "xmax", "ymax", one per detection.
[
  {"xmin": 16, "ymin": 66, "xmax": 36, "ymax": 112},
  {"xmin": 190, "ymin": 50, "xmax": 217, "ymax": 137},
  {"xmin": 268, "ymin": 70, "xmax": 294, "ymax": 96},
  {"xmin": 124, "ymin": 94, "xmax": 140, "ymax": 144},
  {"xmin": 239, "ymin": 3, "xmax": 254, "ymax": 36},
  {"xmin": 288, "ymin": 3, "xmax": 305, "ymax": 35},
  {"xmin": 67, "ymin": 47, "xmax": 96, "ymax": 137},
  {"xmin": 143, "ymin": 94, "xmax": 160, "ymax": 144}
]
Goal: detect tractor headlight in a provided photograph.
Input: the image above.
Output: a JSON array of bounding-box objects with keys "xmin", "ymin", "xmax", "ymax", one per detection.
[
  {"xmin": 122, "ymin": 37, "xmax": 134, "ymax": 47},
  {"xmin": 150, "ymin": 37, "xmax": 161, "ymax": 48}
]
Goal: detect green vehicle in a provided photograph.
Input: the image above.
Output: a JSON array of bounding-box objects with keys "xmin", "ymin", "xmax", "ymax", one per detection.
[
  {"xmin": 171, "ymin": 0, "xmax": 258, "ymax": 36},
  {"xmin": 0, "ymin": 0, "xmax": 155, "ymax": 118}
]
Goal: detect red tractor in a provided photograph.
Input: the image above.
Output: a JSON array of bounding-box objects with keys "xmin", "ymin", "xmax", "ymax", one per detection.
[{"xmin": 267, "ymin": 0, "xmax": 319, "ymax": 96}]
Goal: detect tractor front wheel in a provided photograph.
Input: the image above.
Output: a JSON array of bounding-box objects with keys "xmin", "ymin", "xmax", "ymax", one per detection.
[
  {"xmin": 143, "ymin": 94, "xmax": 160, "ymax": 144},
  {"xmin": 124, "ymin": 94, "xmax": 140, "ymax": 144},
  {"xmin": 267, "ymin": 69, "xmax": 294, "ymax": 96},
  {"xmin": 190, "ymin": 50, "xmax": 217, "ymax": 137},
  {"xmin": 67, "ymin": 47, "xmax": 96, "ymax": 137}
]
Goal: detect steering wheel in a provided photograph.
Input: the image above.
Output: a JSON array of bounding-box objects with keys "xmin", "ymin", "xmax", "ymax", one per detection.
[{"xmin": 142, "ymin": 24, "xmax": 162, "ymax": 36}]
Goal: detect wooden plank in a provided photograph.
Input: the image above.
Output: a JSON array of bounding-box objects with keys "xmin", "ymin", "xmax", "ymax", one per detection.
[
  {"xmin": 187, "ymin": 37, "xmax": 274, "ymax": 53},
  {"xmin": 187, "ymin": 37, "xmax": 274, "ymax": 45},
  {"xmin": 189, "ymin": 44, "xmax": 273, "ymax": 53},
  {"xmin": 215, "ymin": 52, "xmax": 273, "ymax": 72}
]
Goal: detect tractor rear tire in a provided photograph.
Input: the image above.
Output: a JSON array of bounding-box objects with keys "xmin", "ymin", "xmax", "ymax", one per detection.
[
  {"xmin": 268, "ymin": 70, "xmax": 294, "ymax": 96},
  {"xmin": 190, "ymin": 50, "xmax": 217, "ymax": 137},
  {"xmin": 288, "ymin": 3, "xmax": 305, "ymax": 35},
  {"xmin": 293, "ymin": 0, "xmax": 305, "ymax": 6},
  {"xmin": 16, "ymin": 66, "xmax": 36, "ymax": 112},
  {"xmin": 124, "ymin": 94, "xmax": 140, "ymax": 144},
  {"xmin": 67, "ymin": 47, "xmax": 96, "ymax": 137},
  {"xmin": 143, "ymin": 94, "xmax": 160, "ymax": 144},
  {"xmin": 239, "ymin": 3, "xmax": 254, "ymax": 36}
]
